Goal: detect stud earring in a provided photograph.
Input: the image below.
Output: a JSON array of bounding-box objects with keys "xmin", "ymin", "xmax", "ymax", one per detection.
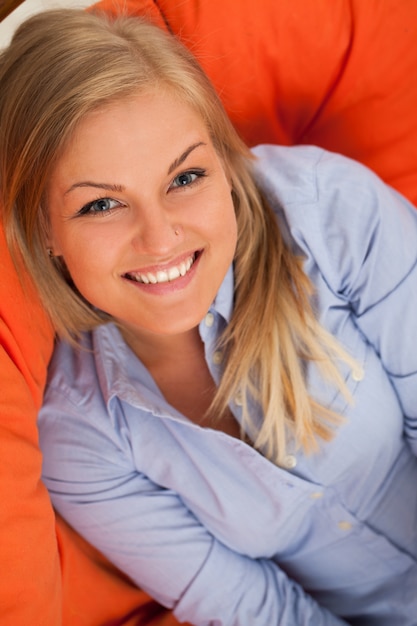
[
  {"xmin": 174, "ymin": 228, "xmax": 180, "ymax": 236},
  {"xmin": 47, "ymin": 248, "xmax": 54, "ymax": 258}
]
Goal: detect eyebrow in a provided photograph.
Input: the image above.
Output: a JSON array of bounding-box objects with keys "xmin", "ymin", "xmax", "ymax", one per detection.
[
  {"xmin": 167, "ymin": 141, "xmax": 206, "ymax": 175},
  {"xmin": 64, "ymin": 182, "xmax": 124, "ymax": 196},
  {"xmin": 64, "ymin": 141, "xmax": 206, "ymax": 195}
]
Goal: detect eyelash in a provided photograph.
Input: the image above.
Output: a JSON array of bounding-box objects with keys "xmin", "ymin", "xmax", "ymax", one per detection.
[
  {"xmin": 77, "ymin": 197, "xmax": 123, "ymax": 217},
  {"xmin": 76, "ymin": 168, "xmax": 207, "ymax": 217},
  {"xmin": 169, "ymin": 168, "xmax": 207, "ymax": 190}
]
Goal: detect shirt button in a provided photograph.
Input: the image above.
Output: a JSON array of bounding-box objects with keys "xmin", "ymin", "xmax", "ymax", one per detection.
[
  {"xmin": 234, "ymin": 389, "xmax": 243, "ymax": 406},
  {"xmin": 212, "ymin": 351, "xmax": 223, "ymax": 365},
  {"xmin": 310, "ymin": 491, "xmax": 324, "ymax": 500},
  {"xmin": 352, "ymin": 368, "xmax": 364, "ymax": 382},
  {"xmin": 284, "ymin": 455, "xmax": 297, "ymax": 469},
  {"xmin": 205, "ymin": 312, "xmax": 214, "ymax": 327},
  {"xmin": 338, "ymin": 521, "xmax": 353, "ymax": 531}
]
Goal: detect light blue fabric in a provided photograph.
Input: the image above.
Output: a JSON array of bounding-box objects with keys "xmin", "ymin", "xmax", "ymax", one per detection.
[{"xmin": 39, "ymin": 145, "xmax": 417, "ymax": 625}]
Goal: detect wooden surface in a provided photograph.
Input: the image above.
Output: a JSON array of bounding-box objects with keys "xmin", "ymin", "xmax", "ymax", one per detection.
[{"xmin": 0, "ymin": 0, "xmax": 25, "ymax": 21}]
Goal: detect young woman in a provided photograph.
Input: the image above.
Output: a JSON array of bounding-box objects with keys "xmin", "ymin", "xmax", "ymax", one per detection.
[{"xmin": 1, "ymin": 9, "xmax": 416, "ymax": 625}]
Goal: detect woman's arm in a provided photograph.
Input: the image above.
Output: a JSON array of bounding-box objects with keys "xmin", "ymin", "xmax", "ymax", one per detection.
[
  {"xmin": 39, "ymin": 384, "xmax": 347, "ymax": 626},
  {"xmin": 256, "ymin": 145, "xmax": 417, "ymax": 455},
  {"xmin": 318, "ymin": 152, "xmax": 417, "ymax": 454}
]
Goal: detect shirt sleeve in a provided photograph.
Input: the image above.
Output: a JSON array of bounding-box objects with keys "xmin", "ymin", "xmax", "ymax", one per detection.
[
  {"xmin": 39, "ymin": 387, "xmax": 347, "ymax": 626},
  {"xmin": 284, "ymin": 148, "xmax": 417, "ymax": 455}
]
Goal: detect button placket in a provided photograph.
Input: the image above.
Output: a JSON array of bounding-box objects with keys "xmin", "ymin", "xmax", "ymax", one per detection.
[
  {"xmin": 352, "ymin": 368, "xmax": 364, "ymax": 382},
  {"xmin": 310, "ymin": 491, "xmax": 324, "ymax": 500},
  {"xmin": 283, "ymin": 454, "xmax": 297, "ymax": 469},
  {"xmin": 205, "ymin": 312, "xmax": 214, "ymax": 328},
  {"xmin": 212, "ymin": 350, "xmax": 223, "ymax": 366}
]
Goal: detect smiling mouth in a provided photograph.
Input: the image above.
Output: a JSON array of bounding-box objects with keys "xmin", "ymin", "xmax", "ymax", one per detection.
[{"xmin": 124, "ymin": 251, "xmax": 200, "ymax": 285}]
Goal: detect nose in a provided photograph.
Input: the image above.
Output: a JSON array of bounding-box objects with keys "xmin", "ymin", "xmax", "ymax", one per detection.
[{"xmin": 130, "ymin": 202, "xmax": 179, "ymax": 256}]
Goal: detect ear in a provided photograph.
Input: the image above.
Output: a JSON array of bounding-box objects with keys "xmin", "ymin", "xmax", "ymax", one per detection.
[
  {"xmin": 43, "ymin": 197, "xmax": 61, "ymax": 257},
  {"xmin": 45, "ymin": 233, "xmax": 63, "ymax": 258}
]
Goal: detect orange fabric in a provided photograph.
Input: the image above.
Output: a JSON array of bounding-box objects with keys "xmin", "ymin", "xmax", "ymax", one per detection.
[
  {"xmin": 3, "ymin": 0, "xmax": 417, "ymax": 623},
  {"xmin": 301, "ymin": 0, "xmax": 417, "ymax": 205},
  {"xmin": 155, "ymin": 0, "xmax": 417, "ymax": 205},
  {"xmin": 0, "ymin": 223, "xmax": 59, "ymax": 624}
]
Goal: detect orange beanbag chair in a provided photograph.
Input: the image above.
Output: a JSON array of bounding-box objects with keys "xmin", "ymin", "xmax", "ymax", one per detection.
[
  {"xmin": 2, "ymin": 0, "xmax": 417, "ymax": 624},
  {"xmin": 99, "ymin": 0, "xmax": 417, "ymax": 204}
]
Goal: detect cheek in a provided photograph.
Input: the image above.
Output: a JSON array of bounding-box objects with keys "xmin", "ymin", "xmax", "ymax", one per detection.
[
  {"xmin": 57, "ymin": 224, "xmax": 117, "ymax": 268},
  {"xmin": 57, "ymin": 235, "xmax": 105, "ymax": 289},
  {"xmin": 62, "ymin": 251, "xmax": 113, "ymax": 312}
]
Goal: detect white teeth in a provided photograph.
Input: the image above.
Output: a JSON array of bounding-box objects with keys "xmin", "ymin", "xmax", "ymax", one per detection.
[
  {"xmin": 127, "ymin": 254, "xmax": 196, "ymax": 284},
  {"xmin": 156, "ymin": 270, "xmax": 169, "ymax": 283},
  {"xmin": 168, "ymin": 266, "xmax": 180, "ymax": 281}
]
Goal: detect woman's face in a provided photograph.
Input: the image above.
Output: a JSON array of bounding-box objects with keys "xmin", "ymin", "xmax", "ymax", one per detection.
[{"xmin": 47, "ymin": 91, "xmax": 237, "ymax": 342}]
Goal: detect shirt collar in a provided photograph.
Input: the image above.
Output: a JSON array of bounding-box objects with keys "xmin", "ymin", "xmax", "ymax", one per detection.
[{"xmin": 209, "ymin": 263, "xmax": 234, "ymax": 323}]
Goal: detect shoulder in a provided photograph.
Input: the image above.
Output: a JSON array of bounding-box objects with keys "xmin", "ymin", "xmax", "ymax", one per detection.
[
  {"xmin": 41, "ymin": 325, "xmax": 119, "ymax": 438},
  {"xmin": 45, "ymin": 330, "xmax": 99, "ymax": 408},
  {"xmin": 45, "ymin": 322, "xmax": 132, "ymax": 407},
  {"xmin": 251, "ymin": 144, "xmax": 417, "ymax": 299},
  {"xmin": 251, "ymin": 143, "xmax": 397, "ymax": 216},
  {"xmin": 39, "ymin": 326, "xmax": 134, "ymax": 478}
]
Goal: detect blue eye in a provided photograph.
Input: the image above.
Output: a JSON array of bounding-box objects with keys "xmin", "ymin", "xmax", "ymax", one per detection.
[
  {"xmin": 171, "ymin": 169, "xmax": 206, "ymax": 189},
  {"xmin": 78, "ymin": 197, "xmax": 121, "ymax": 216}
]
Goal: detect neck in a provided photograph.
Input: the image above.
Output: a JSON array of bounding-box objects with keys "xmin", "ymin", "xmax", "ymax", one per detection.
[
  {"xmin": 120, "ymin": 323, "xmax": 203, "ymax": 371},
  {"xmin": 119, "ymin": 319, "xmax": 243, "ymax": 441}
]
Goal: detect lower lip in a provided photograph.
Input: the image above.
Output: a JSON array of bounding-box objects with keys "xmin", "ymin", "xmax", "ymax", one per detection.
[{"xmin": 123, "ymin": 252, "xmax": 202, "ymax": 295}]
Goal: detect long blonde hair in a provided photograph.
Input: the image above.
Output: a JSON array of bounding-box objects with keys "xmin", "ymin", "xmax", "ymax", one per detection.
[{"xmin": 0, "ymin": 9, "xmax": 356, "ymax": 465}]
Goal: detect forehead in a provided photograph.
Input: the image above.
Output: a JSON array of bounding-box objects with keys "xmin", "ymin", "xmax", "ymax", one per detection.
[
  {"xmin": 48, "ymin": 90, "xmax": 214, "ymax": 189},
  {"xmin": 74, "ymin": 90, "xmax": 205, "ymax": 141}
]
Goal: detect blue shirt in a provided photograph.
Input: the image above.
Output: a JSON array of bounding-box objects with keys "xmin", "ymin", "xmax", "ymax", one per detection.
[{"xmin": 39, "ymin": 145, "xmax": 417, "ymax": 625}]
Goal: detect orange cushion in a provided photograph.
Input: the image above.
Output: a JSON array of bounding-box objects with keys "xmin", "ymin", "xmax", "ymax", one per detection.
[
  {"xmin": 0, "ymin": 223, "xmax": 60, "ymax": 623},
  {"xmin": 154, "ymin": 0, "xmax": 417, "ymax": 204}
]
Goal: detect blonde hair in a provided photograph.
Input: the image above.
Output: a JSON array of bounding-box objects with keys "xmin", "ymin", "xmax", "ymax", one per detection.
[{"xmin": 0, "ymin": 9, "xmax": 356, "ymax": 465}]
